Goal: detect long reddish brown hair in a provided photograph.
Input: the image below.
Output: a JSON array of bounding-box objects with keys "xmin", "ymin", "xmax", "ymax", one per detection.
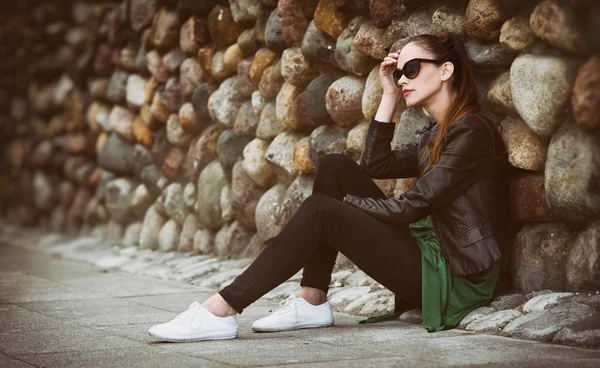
[{"xmin": 408, "ymin": 33, "xmax": 481, "ymax": 178}]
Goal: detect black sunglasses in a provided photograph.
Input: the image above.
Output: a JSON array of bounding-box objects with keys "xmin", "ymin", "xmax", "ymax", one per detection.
[{"xmin": 393, "ymin": 58, "xmax": 444, "ymax": 88}]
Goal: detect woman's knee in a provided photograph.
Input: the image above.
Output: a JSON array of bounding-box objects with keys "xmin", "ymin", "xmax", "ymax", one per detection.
[
  {"xmin": 316, "ymin": 153, "xmax": 356, "ymax": 172},
  {"xmin": 301, "ymin": 193, "xmax": 339, "ymax": 214}
]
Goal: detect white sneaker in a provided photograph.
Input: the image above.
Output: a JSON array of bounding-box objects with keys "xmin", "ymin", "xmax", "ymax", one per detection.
[
  {"xmin": 252, "ymin": 295, "xmax": 334, "ymax": 332},
  {"xmin": 148, "ymin": 301, "xmax": 238, "ymax": 342}
]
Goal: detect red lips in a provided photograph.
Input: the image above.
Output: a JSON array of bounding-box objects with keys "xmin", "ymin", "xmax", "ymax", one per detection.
[{"xmin": 402, "ymin": 89, "xmax": 413, "ymax": 96}]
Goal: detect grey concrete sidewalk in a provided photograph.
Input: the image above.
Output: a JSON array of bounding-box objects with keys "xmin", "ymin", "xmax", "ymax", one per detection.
[{"xmin": 1, "ymin": 243, "xmax": 599, "ymax": 367}]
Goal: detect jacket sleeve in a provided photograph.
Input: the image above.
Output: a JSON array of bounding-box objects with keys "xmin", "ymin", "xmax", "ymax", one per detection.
[
  {"xmin": 360, "ymin": 119, "xmax": 421, "ymax": 179},
  {"xmin": 345, "ymin": 115, "xmax": 496, "ymax": 227}
]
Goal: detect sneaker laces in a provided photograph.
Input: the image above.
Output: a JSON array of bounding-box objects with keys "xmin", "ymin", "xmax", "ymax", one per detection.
[
  {"xmin": 174, "ymin": 301, "xmax": 201, "ymax": 321},
  {"xmin": 274, "ymin": 295, "xmax": 303, "ymax": 322}
]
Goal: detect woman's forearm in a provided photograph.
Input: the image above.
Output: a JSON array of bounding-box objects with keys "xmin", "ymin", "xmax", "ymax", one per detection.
[{"xmin": 374, "ymin": 94, "xmax": 401, "ymax": 123}]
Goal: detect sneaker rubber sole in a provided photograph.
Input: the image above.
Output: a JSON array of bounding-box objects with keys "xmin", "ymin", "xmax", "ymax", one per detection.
[
  {"xmin": 252, "ymin": 319, "xmax": 334, "ymax": 332},
  {"xmin": 148, "ymin": 330, "xmax": 238, "ymax": 342}
]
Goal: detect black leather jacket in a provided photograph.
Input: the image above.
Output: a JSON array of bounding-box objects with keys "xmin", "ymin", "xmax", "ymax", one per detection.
[{"xmin": 343, "ymin": 113, "xmax": 510, "ymax": 276}]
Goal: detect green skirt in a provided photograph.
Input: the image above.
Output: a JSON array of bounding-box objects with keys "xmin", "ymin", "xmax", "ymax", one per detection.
[{"xmin": 359, "ymin": 214, "xmax": 501, "ymax": 332}]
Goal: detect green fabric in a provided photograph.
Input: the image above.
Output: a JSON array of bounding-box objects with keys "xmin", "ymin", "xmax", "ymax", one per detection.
[{"xmin": 360, "ymin": 214, "xmax": 501, "ymax": 332}]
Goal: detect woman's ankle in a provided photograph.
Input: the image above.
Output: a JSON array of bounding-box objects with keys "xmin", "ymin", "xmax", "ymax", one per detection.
[
  {"xmin": 201, "ymin": 294, "xmax": 237, "ymax": 317},
  {"xmin": 299, "ymin": 286, "xmax": 328, "ymax": 306}
]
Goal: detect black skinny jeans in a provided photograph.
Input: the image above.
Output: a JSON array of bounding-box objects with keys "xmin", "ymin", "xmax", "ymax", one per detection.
[{"xmin": 218, "ymin": 154, "xmax": 423, "ymax": 314}]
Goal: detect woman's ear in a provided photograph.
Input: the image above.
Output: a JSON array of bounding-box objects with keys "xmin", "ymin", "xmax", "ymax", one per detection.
[{"xmin": 441, "ymin": 62, "xmax": 454, "ymax": 82}]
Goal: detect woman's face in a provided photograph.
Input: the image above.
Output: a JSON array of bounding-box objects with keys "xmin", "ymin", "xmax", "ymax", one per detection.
[{"xmin": 396, "ymin": 42, "xmax": 446, "ymax": 107}]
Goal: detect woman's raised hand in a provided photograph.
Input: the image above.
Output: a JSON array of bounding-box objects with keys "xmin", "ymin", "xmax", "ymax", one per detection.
[{"xmin": 380, "ymin": 49, "xmax": 402, "ymax": 97}]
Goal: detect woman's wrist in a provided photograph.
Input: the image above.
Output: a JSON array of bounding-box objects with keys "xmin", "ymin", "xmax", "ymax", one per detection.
[{"xmin": 374, "ymin": 94, "xmax": 400, "ymax": 123}]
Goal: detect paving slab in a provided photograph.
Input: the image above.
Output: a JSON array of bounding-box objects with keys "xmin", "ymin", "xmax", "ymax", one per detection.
[
  {"xmin": 156, "ymin": 335, "xmax": 381, "ymax": 366},
  {"xmin": 0, "ymin": 327, "xmax": 143, "ymax": 356},
  {"xmin": 287, "ymin": 319, "xmax": 468, "ymax": 345},
  {"xmin": 361, "ymin": 333, "xmax": 600, "ymax": 367},
  {"xmin": 18, "ymin": 297, "xmax": 176, "ymax": 327},
  {"xmin": 45, "ymin": 272, "xmax": 200, "ymax": 297},
  {"xmin": 266, "ymin": 353, "xmax": 599, "ymax": 368},
  {"xmin": 14, "ymin": 347, "xmax": 230, "ymax": 368},
  {"xmin": 0, "ymin": 271, "xmax": 108, "ymax": 303},
  {"xmin": 268, "ymin": 357, "xmax": 433, "ymax": 368},
  {"xmin": 92, "ymin": 323, "xmax": 174, "ymax": 344},
  {"xmin": 0, "ymin": 304, "xmax": 75, "ymax": 333},
  {"xmin": 0, "ymin": 246, "xmax": 103, "ymax": 279},
  {"xmin": 20, "ymin": 261, "xmax": 104, "ymax": 280},
  {"xmin": 121, "ymin": 292, "xmax": 216, "ymax": 312},
  {"xmin": 0, "ymin": 353, "xmax": 35, "ymax": 367}
]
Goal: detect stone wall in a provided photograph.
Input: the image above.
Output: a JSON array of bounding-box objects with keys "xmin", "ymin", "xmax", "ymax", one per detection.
[{"xmin": 0, "ymin": 0, "xmax": 598, "ymax": 293}]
